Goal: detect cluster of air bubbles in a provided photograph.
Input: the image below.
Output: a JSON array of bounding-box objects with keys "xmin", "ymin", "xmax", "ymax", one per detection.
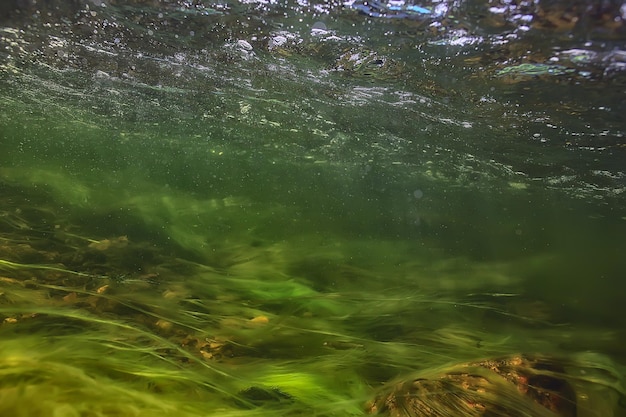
[
  {"xmin": 311, "ymin": 21, "xmax": 328, "ymax": 36},
  {"xmin": 223, "ymin": 39, "xmax": 256, "ymax": 61},
  {"xmin": 268, "ymin": 31, "xmax": 302, "ymax": 50}
]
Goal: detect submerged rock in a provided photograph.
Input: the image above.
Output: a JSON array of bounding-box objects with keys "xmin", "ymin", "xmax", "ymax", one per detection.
[{"xmin": 369, "ymin": 354, "xmax": 578, "ymax": 417}]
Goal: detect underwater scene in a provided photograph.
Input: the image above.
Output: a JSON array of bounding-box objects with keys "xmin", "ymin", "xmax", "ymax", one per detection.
[{"xmin": 0, "ymin": 0, "xmax": 625, "ymax": 416}]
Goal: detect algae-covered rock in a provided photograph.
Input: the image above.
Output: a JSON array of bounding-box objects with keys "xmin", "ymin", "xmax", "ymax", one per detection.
[{"xmin": 369, "ymin": 354, "xmax": 579, "ymax": 417}]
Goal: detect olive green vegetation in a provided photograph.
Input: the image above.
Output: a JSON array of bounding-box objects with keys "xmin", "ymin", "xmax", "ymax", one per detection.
[{"xmin": 1, "ymin": 157, "xmax": 625, "ymax": 416}]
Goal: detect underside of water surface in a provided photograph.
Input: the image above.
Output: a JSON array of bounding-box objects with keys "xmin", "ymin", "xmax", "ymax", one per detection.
[{"xmin": 0, "ymin": 0, "xmax": 625, "ymax": 416}]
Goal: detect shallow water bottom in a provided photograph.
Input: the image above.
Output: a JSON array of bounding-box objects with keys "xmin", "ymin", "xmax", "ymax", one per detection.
[{"xmin": 0, "ymin": 154, "xmax": 624, "ymax": 417}]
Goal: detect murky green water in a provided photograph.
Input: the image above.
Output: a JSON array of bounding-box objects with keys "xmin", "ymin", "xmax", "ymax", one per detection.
[{"xmin": 1, "ymin": 1, "xmax": 625, "ymax": 416}]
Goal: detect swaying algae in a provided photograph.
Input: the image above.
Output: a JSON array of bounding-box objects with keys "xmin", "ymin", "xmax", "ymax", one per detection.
[
  {"xmin": 0, "ymin": 173, "xmax": 364, "ymax": 416},
  {"xmin": 0, "ymin": 165, "xmax": 624, "ymax": 417}
]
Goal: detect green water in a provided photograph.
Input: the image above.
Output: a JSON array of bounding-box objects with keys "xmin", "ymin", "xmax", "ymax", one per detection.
[{"xmin": 0, "ymin": 0, "xmax": 625, "ymax": 416}]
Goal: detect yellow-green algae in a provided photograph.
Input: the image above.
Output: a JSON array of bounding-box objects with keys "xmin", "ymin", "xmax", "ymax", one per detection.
[{"xmin": 0, "ymin": 164, "xmax": 624, "ymax": 417}]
